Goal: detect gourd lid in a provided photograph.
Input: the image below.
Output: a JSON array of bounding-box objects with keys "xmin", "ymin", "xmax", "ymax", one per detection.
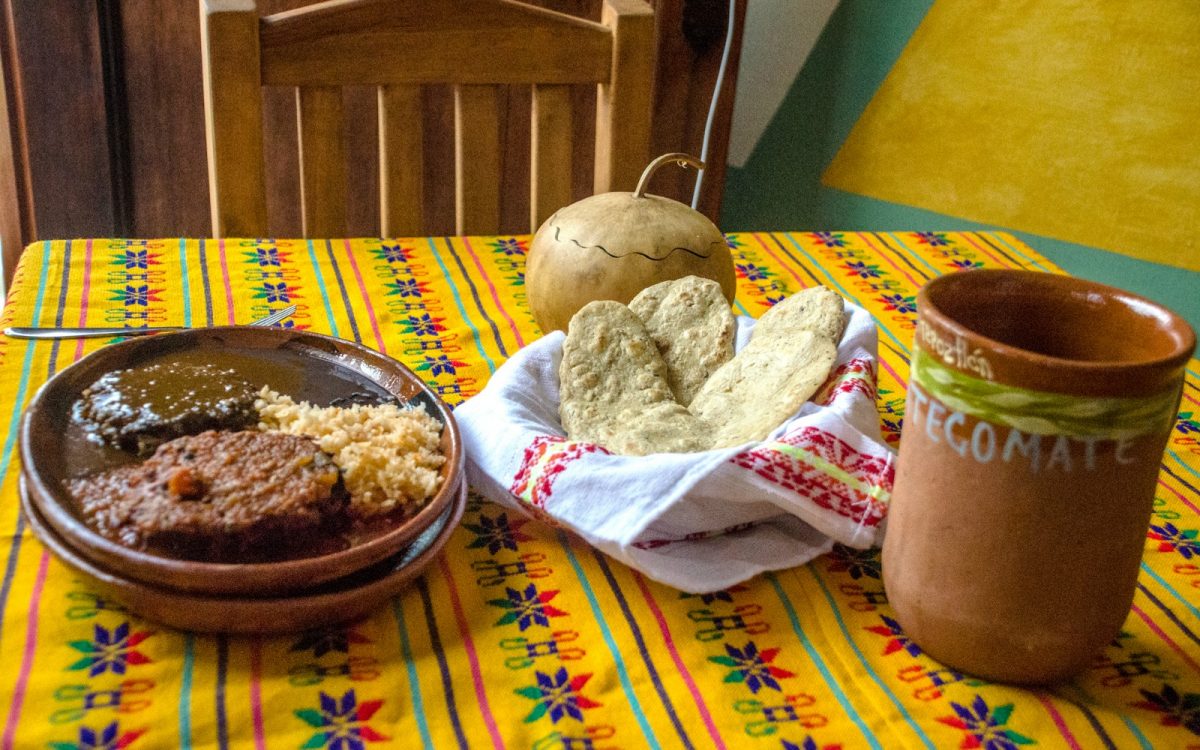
[
  {"xmin": 535, "ymin": 154, "xmax": 726, "ymax": 261},
  {"xmin": 542, "ymin": 192, "xmax": 720, "ymax": 261}
]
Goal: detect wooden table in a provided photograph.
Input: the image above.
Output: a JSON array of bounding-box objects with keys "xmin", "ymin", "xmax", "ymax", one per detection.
[{"xmin": 0, "ymin": 233, "xmax": 1198, "ymax": 749}]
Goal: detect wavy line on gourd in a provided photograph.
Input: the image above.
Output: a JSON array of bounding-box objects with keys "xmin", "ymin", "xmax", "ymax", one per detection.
[{"xmin": 551, "ymin": 222, "xmax": 724, "ymax": 262}]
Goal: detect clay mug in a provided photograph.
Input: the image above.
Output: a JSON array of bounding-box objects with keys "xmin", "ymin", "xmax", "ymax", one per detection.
[{"xmin": 882, "ymin": 269, "xmax": 1195, "ymax": 684}]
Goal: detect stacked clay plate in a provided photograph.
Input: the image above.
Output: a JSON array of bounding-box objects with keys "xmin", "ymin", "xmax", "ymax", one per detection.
[{"xmin": 19, "ymin": 328, "xmax": 463, "ymax": 634}]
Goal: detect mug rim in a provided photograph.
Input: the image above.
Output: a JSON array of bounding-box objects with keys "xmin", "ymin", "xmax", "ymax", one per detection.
[{"xmin": 917, "ymin": 269, "xmax": 1195, "ymax": 383}]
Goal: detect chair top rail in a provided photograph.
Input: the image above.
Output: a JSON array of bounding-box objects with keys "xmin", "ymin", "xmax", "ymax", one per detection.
[{"xmin": 259, "ymin": 0, "xmax": 613, "ymax": 87}]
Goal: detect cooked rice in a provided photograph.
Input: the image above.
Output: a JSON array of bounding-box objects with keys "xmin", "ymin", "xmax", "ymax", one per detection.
[{"xmin": 256, "ymin": 387, "xmax": 445, "ymax": 516}]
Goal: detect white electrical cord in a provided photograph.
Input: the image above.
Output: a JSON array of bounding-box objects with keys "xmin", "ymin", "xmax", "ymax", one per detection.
[{"xmin": 691, "ymin": 0, "xmax": 739, "ymax": 209}]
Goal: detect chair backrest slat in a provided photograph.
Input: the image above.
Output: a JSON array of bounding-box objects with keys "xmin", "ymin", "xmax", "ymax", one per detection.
[
  {"xmin": 296, "ymin": 86, "xmax": 348, "ymax": 236},
  {"xmin": 202, "ymin": 0, "xmax": 653, "ymax": 239},
  {"xmin": 454, "ymin": 84, "xmax": 502, "ymax": 236},
  {"xmin": 378, "ymin": 84, "xmax": 424, "ymax": 237},
  {"xmin": 260, "ymin": 0, "xmax": 612, "ymax": 87},
  {"xmin": 201, "ymin": 0, "xmax": 267, "ymax": 236},
  {"xmin": 594, "ymin": 0, "xmax": 654, "ymax": 194},
  {"xmin": 531, "ymin": 84, "xmax": 574, "ymax": 230}
]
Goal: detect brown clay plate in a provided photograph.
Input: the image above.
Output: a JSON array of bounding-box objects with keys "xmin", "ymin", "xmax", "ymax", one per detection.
[
  {"xmin": 21, "ymin": 473, "xmax": 466, "ymax": 634},
  {"xmin": 20, "ymin": 327, "xmax": 463, "ymax": 596}
]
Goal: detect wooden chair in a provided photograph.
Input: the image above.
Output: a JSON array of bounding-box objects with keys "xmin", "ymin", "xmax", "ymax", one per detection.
[{"xmin": 201, "ymin": 0, "xmax": 654, "ymax": 238}]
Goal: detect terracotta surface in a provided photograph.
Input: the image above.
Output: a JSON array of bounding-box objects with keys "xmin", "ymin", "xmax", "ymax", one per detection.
[
  {"xmin": 883, "ymin": 270, "xmax": 1196, "ymax": 684},
  {"xmin": 20, "ymin": 473, "xmax": 466, "ymax": 634},
  {"xmin": 20, "ymin": 326, "xmax": 463, "ymax": 596}
]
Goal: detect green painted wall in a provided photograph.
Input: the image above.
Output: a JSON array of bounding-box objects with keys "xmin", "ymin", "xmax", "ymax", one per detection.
[{"xmin": 721, "ymin": 0, "xmax": 1200, "ymax": 334}]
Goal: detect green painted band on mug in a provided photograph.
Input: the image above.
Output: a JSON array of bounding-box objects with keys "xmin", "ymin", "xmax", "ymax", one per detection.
[{"xmin": 911, "ymin": 349, "xmax": 1179, "ymax": 439}]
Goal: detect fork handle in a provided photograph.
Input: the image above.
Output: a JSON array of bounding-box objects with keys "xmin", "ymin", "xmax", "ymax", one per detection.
[{"xmin": 1, "ymin": 326, "xmax": 188, "ymax": 340}]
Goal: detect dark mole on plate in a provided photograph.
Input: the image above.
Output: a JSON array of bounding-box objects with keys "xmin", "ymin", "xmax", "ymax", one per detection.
[{"xmin": 61, "ymin": 346, "xmax": 411, "ymax": 562}]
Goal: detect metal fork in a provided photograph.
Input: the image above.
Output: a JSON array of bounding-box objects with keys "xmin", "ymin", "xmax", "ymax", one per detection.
[{"xmin": 2, "ymin": 304, "xmax": 297, "ymax": 340}]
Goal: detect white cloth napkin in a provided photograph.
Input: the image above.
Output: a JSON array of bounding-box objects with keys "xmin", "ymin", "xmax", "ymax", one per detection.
[{"xmin": 455, "ymin": 300, "xmax": 895, "ymax": 593}]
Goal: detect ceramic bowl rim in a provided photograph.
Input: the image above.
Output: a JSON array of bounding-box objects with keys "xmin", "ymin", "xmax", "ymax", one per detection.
[
  {"xmin": 20, "ymin": 474, "xmax": 467, "ymax": 633},
  {"xmin": 20, "ymin": 326, "xmax": 464, "ymax": 596}
]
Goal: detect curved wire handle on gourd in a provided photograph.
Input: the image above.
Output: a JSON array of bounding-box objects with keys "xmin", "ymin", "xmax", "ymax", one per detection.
[{"xmin": 633, "ymin": 153, "xmax": 705, "ymax": 199}]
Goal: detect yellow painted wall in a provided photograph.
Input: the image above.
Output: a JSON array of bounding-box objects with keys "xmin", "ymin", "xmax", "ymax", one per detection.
[{"xmin": 823, "ymin": 0, "xmax": 1200, "ymax": 271}]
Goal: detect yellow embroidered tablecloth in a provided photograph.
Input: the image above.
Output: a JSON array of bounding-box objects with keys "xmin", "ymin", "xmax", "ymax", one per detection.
[{"xmin": 1, "ymin": 232, "xmax": 1198, "ymax": 749}]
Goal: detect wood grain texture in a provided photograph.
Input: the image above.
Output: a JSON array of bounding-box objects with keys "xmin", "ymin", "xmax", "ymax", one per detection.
[
  {"xmin": 201, "ymin": 0, "xmax": 267, "ymax": 236},
  {"xmin": 258, "ymin": 0, "xmax": 306, "ymax": 236},
  {"xmin": 120, "ymin": 0, "xmax": 210, "ymax": 236},
  {"xmin": 648, "ymin": 0, "xmax": 700, "ymax": 202},
  {"xmin": 9, "ymin": 2, "xmax": 114, "ymax": 239},
  {"xmin": 97, "ymin": 0, "xmax": 131, "ymax": 235},
  {"xmin": 261, "ymin": 0, "xmax": 612, "ymax": 86},
  {"xmin": 690, "ymin": 0, "xmax": 744, "ymax": 220},
  {"xmin": 497, "ymin": 84, "xmax": 532, "ymax": 234},
  {"xmin": 0, "ymin": 0, "xmax": 27, "ymax": 286},
  {"xmin": 296, "ymin": 86, "xmax": 347, "ymax": 236},
  {"xmin": 1, "ymin": 0, "xmax": 740, "ymax": 248},
  {"xmin": 420, "ymin": 85, "xmax": 457, "ymax": 236},
  {"xmin": 342, "ymin": 85, "xmax": 379, "ymax": 236},
  {"xmin": 648, "ymin": 0, "xmax": 745, "ymax": 219},
  {"xmin": 0, "ymin": 1, "xmax": 30, "ymax": 228},
  {"xmin": 0, "ymin": 81, "xmax": 21, "ymax": 288},
  {"xmin": 523, "ymin": 0, "xmax": 600, "ymax": 210},
  {"xmin": 454, "ymin": 84, "xmax": 501, "ymax": 235},
  {"xmin": 595, "ymin": 0, "xmax": 654, "ymax": 193},
  {"xmin": 379, "ymin": 85, "xmax": 423, "ymax": 237},
  {"xmin": 531, "ymin": 84, "xmax": 573, "ymax": 230}
]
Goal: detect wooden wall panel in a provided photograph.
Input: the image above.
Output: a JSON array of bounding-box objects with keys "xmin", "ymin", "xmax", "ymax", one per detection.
[
  {"xmin": 647, "ymin": 0, "xmax": 745, "ymax": 219},
  {"xmin": 9, "ymin": 1, "xmax": 115, "ymax": 238},
  {"xmin": 0, "ymin": 57, "xmax": 23, "ymax": 287},
  {"xmin": 0, "ymin": 0, "xmax": 31, "ymax": 285},
  {"xmin": 120, "ymin": 0, "xmax": 209, "ymax": 236}
]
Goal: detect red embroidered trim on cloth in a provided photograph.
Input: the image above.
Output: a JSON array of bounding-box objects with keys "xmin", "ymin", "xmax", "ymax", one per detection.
[
  {"xmin": 816, "ymin": 357, "xmax": 876, "ymax": 405},
  {"xmin": 730, "ymin": 426, "xmax": 891, "ymax": 527},
  {"xmin": 510, "ymin": 436, "xmax": 610, "ymax": 509}
]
